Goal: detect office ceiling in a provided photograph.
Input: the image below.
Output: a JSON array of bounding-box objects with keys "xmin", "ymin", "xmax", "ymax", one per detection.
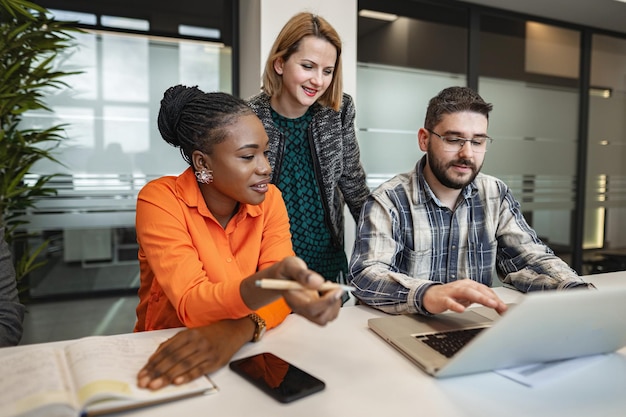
[{"xmin": 461, "ymin": 0, "xmax": 626, "ymax": 35}]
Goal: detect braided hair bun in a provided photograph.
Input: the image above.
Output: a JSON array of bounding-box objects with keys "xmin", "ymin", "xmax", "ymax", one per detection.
[{"xmin": 157, "ymin": 85, "xmax": 253, "ymax": 165}]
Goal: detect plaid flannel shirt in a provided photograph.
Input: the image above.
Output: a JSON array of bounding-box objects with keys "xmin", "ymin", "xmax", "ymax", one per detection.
[{"xmin": 349, "ymin": 157, "xmax": 588, "ymax": 315}]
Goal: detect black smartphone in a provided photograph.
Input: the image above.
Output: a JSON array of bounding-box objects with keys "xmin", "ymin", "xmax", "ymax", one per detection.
[{"xmin": 229, "ymin": 352, "xmax": 325, "ymax": 403}]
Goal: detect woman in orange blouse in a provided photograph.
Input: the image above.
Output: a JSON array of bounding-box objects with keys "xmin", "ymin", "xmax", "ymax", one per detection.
[{"xmin": 135, "ymin": 85, "xmax": 343, "ymax": 390}]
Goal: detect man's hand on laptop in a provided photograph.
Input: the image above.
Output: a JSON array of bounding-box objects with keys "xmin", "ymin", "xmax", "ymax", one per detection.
[{"xmin": 423, "ymin": 280, "xmax": 508, "ymax": 315}]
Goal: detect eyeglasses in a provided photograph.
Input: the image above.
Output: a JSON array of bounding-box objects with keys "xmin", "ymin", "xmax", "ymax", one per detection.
[{"xmin": 426, "ymin": 128, "xmax": 493, "ymax": 153}]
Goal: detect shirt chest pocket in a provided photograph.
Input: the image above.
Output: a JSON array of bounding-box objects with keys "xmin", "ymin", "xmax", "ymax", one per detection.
[{"xmin": 396, "ymin": 245, "xmax": 432, "ymax": 280}]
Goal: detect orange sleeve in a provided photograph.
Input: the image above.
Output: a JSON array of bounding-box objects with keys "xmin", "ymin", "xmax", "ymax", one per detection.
[
  {"xmin": 256, "ymin": 298, "xmax": 291, "ymax": 331},
  {"xmin": 254, "ymin": 186, "xmax": 294, "ymax": 329}
]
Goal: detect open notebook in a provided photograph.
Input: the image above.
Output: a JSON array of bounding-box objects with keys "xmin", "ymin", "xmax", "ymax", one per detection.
[{"xmin": 368, "ymin": 286, "xmax": 626, "ymax": 378}]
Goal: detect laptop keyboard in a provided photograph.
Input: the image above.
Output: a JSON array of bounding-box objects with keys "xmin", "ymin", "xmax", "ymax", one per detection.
[{"xmin": 415, "ymin": 328, "xmax": 485, "ymax": 358}]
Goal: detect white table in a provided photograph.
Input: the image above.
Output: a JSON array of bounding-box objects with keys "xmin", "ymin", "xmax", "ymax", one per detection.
[{"xmin": 6, "ymin": 272, "xmax": 626, "ymax": 416}]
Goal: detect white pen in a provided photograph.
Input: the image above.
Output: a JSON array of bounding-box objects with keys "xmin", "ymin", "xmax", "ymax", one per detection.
[{"xmin": 255, "ymin": 279, "xmax": 355, "ymax": 292}]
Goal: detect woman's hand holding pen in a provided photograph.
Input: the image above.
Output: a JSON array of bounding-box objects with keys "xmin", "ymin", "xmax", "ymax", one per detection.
[
  {"xmin": 239, "ymin": 256, "xmax": 343, "ymax": 325},
  {"xmin": 273, "ymin": 256, "xmax": 343, "ymax": 326}
]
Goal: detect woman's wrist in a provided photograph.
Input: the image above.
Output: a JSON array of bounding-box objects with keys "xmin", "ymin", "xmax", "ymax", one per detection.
[{"xmin": 239, "ymin": 266, "xmax": 283, "ymax": 310}]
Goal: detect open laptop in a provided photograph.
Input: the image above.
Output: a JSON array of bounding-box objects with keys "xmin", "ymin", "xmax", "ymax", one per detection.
[{"xmin": 368, "ymin": 286, "xmax": 626, "ymax": 378}]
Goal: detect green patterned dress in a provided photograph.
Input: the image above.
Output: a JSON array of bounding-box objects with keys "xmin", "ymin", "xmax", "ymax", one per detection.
[{"xmin": 271, "ymin": 109, "xmax": 348, "ymax": 283}]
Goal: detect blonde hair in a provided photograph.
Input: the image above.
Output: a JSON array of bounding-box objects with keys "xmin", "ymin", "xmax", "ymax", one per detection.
[{"xmin": 262, "ymin": 12, "xmax": 343, "ymax": 111}]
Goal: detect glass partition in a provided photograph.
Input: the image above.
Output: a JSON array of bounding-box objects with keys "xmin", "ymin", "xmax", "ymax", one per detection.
[
  {"xmin": 356, "ymin": 4, "xmax": 582, "ymax": 270},
  {"xmin": 28, "ymin": 30, "xmax": 231, "ymax": 177},
  {"xmin": 19, "ymin": 30, "xmax": 232, "ymax": 298},
  {"xmin": 356, "ymin": 5, "xmax": 468, "ymax": 187},
  {"xmin": 584, "ymin": 34, "xmax": 626, "ymax": 273},
  {"xmin": 478, "ymin": 17, "xmax": 580, "ymax": 265},
  {"xmin": 357, "ymin": 64, "xmax": 465, "ymax": 181}
]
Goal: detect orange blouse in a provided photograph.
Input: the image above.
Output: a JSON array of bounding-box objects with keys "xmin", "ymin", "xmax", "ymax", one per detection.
[{"xmin": 134, "ymin": 167, "xmax": 292, "ymax": 332}]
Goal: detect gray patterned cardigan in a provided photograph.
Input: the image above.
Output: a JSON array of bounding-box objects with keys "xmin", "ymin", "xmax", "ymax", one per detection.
[{"xmin": 246, "ymin": 92, "xmax": 370, "ymax": 249}]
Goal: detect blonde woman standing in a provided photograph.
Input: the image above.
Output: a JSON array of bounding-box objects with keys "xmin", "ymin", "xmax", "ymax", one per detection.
[{"xmin": 247, "ymin": 12, "xmax": 369, "ymax": 290}]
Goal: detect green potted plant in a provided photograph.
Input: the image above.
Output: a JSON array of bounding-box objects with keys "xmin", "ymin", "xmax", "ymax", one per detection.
[{"xmin": 0, "ymin": 0, "xmax": 81, "ymax": 293}]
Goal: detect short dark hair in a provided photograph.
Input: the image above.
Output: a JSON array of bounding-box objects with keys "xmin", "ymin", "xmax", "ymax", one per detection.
[
  {"xmin": 424, "ymin": 86, "xmax": 493, "ymax": 130},
  {"xmin": 157, "ymin": 85, "xmax": 254, "ymax": 165}
]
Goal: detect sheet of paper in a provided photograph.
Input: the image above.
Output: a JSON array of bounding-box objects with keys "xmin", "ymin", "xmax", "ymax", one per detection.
[{"xmin": 494, "ymin": 354, "xmax": 608, "ymax": 387}]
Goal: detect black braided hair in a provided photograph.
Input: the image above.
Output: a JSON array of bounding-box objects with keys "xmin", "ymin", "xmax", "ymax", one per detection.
[{"xmin": 157, "ymin": 85, "xmax": 254, "ymax": 165}]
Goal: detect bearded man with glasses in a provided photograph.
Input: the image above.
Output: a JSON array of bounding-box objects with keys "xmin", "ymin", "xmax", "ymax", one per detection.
[{"xmin": 349, "ymin": 86, "xmax": 594, "ymax": 317}]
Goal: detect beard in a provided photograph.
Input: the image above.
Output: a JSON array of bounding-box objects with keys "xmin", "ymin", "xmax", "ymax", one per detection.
[{"xmin": 426, "ymin": 147, "xmax": 483, "ymax": 190}]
